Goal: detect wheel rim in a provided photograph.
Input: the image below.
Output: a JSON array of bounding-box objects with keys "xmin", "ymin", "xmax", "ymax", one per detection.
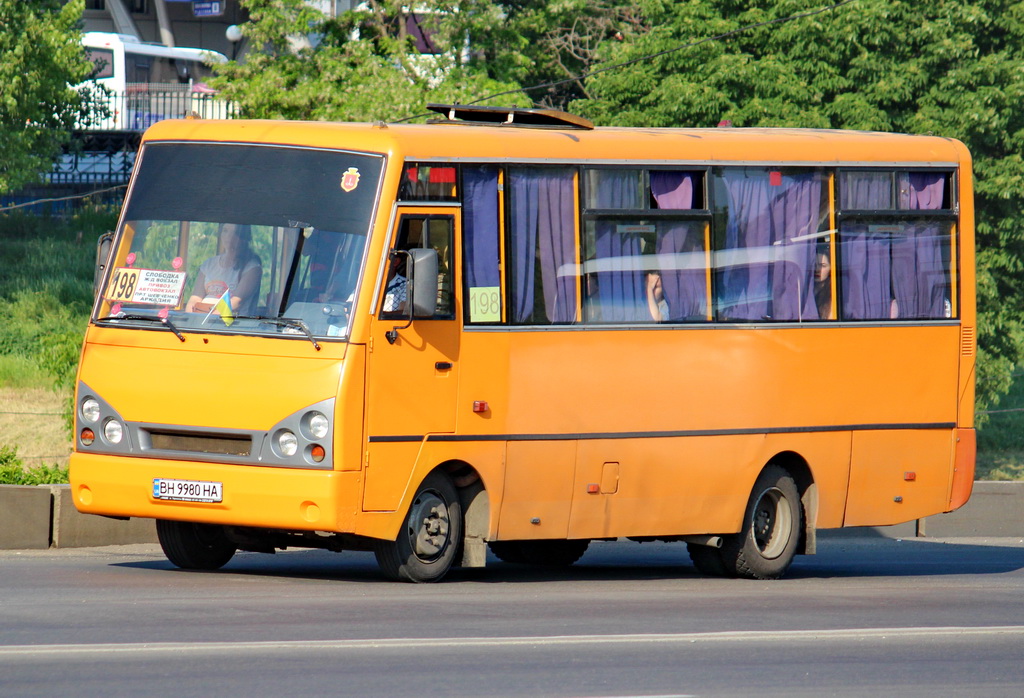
[
  {"xmin": 405, "ymin": 489, "xmax": 451, "ymax": 562},
  {"xmin": 750, "ymin": 486, "xmax": 792, "ymax": 560}
]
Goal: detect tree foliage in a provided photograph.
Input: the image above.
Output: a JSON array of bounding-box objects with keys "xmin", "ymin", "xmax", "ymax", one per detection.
[
  {"xmin": 211, "ymin": 0, "xmax": 526, "ymax": 122},
  {"xmin": 573, "ymin": 0, "xmax": 1024, "ymax": 413},
  {"xmin": 0, "ymin": 0, "xmax": 91, "ymax": 194}
]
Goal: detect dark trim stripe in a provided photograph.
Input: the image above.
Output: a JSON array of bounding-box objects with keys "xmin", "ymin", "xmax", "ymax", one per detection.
[{"xmin": 369, "ymin": 422, "xmax": 957, "ymax": 444}]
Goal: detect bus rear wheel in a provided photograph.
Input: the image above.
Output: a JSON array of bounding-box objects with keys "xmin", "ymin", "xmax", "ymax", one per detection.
[
  {"xmin": 374, "ymin": 471, "xmax": 463, "ymax": 583},
  {"xmin": 156, "ymin": 520, "xmax": 236, "ymax": 570},
  {"xmin": 719, "ymin": 465, "xmax": 802, "ymax": 580}
]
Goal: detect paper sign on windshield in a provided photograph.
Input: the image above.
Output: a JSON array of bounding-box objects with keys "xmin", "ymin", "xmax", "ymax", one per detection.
[{"xmin": 105, "ymin": 267, "xmax": 188, "ymax": 306}]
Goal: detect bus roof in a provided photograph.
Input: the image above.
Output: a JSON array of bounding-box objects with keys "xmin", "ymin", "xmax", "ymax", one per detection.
[
  {"xmin": 139, "ymin": 118, "xmax": 970, "ymax": 167},
  {"xmin": 82, "ymin": 31, "xmax": 227, "ymax": 64}
]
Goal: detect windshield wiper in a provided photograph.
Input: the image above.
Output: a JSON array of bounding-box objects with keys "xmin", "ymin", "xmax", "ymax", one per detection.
[
  {"xmin": 96, "ymin": 314, "xmax": 186, "ymax": 342},
  {"xmin": 233, "ymin": 316, "xmax": 321, "ymax": 351}
]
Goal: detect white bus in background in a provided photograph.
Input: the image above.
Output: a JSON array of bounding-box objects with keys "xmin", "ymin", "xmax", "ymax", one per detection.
[{"xmin": 79, "ymin": 32, "xmax": 235, "ymax": 131}]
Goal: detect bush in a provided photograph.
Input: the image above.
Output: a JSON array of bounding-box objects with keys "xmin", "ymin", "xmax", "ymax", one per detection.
[{"xmin": 0, "ymin": 445, "xmax": 69, "ymax": 485}]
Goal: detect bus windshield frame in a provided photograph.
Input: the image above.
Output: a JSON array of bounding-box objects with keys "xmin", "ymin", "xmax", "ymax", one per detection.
[{"xmin": 94, "ymin": 142, "xmax": 385, "ymax": 341}]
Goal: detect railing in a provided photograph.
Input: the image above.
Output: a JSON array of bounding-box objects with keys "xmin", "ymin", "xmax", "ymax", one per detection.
[{"xmin": 78, "ymin": 83, "xmax": 239, "ymax": 131}]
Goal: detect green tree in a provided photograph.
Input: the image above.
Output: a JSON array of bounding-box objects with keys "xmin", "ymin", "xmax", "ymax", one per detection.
[
  {"xmin": 573, "ymin": 0, "xmax": 1024, "ymax": 414},
  {"xmin": 0, "ymin": 0, "xmax": 91, "ymax": 194},
  {"xmin": 463, "ymin": 0, "xmax": 643, "ymax": 111},
  {"xmin": 211, "ymin": 0, "xmax": 525, "ymax": 122}
]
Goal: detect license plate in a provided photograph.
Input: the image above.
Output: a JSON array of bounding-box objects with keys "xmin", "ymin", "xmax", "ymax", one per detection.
[{"xmin": 152, "ymin": 478, "xmax": 223, "ymax": 503}]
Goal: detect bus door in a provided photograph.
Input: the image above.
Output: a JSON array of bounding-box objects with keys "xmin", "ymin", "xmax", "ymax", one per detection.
[{"xmin": 363, "ymin": 210, "xmax": 460, "ymax": 511}]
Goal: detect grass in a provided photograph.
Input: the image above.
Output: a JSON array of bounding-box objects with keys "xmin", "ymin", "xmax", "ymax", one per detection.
[{"xmin": 0, "ymin": 206, "xmax": 117, "ymax": 483}]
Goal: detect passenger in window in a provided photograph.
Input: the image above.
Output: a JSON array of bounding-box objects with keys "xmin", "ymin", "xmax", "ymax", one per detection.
[
  {"xmin": 813, "ymin": 247, "xmax": 832, "ymax": 320},
  {"xmin": 185, "ymin": 223, "xmax": 262, "ymax": 316},
  {"xmin": 382, "ymin": 252, "xmax": 408, "ymax": 314},
  {"xmin": 646, "ymin": 271, "xmax": 669, "ymax": 322}
]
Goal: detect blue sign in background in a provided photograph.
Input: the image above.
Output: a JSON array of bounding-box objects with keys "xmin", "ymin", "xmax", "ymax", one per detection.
[{"xmin": 192, "ymin": 1, "xmax": 224, "ymax": 17}]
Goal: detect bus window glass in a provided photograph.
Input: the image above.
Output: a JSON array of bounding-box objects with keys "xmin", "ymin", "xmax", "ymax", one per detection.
[
  {"xmin": 582, "ymin": 170, "xmax": 709, "ymax": 324},
  {"xmin": 399, "ymin": 163, "xmax": 458, "ymax": 201},
  {"xmin": 585, "ymin": 169, "xmax": 643, "ymax": 209},
  {"xmin": 86, "ymin": 47, "xmax": 114, "ymax": 79},
  {"xmin": 463, "ymin": 166, "xmax": 502, "ymax": 324},
  {"xmin": 838, "ymin": 171, "xmax": 954, "ymax": 321},
  {"xmin": 99, "ymin": 143, "xmax": 383, "ymax": 339},
  {"xmin": 582, "ymin": 219, "xmax": 709, "ymax": 323},
  {"xmin": 383, "ymin": 215, "xmax": 455, "ymax": 318},
  {"xmin": 712, "ymin": 167, "xmax": 829, "ymax": 322},
  {"xmin": 507, "ymin": 168, "xmax": 577, "ymax": 324}
]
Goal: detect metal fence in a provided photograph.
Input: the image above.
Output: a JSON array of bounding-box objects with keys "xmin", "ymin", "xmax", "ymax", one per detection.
[{"xmin": 78, "ymin": 85, "xmax": 239, "ymax": 131}]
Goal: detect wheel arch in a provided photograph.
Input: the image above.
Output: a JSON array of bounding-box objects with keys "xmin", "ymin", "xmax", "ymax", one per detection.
[
  {"xmin": 439, "ymin": 459, "xmax": 490, "ymax": 568},
  {"xmin": 764, "ymin": 450, "xmax": 817, "ymax": 555}
]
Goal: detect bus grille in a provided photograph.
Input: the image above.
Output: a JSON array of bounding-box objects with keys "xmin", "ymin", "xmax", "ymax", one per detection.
[{"xmin": 148, "ymin": 432, "xmax": 252, "ymax": 456}]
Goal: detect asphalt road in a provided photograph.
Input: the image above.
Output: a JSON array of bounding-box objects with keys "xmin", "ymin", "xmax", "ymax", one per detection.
[{"xmin": 2, "ymin": 535, "xmax": 1023, "ymax": 697}]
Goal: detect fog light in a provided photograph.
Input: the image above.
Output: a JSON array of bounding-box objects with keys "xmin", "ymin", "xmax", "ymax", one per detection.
[
  {"xmin": 310, "ymin": 444, "xmax": 326, "ymax": 463},
  {"xmin": 278, "ymin": 430, "xmax": 298, "ymax": 457},
  {"xmin": 81, "ymin": 428, "xmax": 95, "ymax": 446},
  {"xmin": 103, "ymin": 418, "xmax": 124, "ymax": 444},
  {"xmin": 81, "ymin": 398, "xmax": 100, "ymax": 423}
]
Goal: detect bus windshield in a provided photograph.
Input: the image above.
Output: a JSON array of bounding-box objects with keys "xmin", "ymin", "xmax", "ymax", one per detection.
[{"xmin": 95, "ymin": 142, "xmax": 384, "ymax": 340}]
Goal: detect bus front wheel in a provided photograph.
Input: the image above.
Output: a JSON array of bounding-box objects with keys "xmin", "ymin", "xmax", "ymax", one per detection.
[
  {"xmin": 374, "ymin": 471, "xmax": 463, "ymax": 583},
  {"xmin": 718, "ymin": 465, "xmax": 802, "ymax": 580},
  {"xmin": 156, "ymin": 520, "xmax": 237, "ymax": 570}
]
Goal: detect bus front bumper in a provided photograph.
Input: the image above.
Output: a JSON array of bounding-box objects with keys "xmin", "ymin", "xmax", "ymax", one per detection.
[{"xmin": 70, "ymin": 452, "xmax": 361, "ymax": 533}]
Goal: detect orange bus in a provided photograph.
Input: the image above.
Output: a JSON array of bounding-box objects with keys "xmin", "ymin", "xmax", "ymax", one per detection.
[{"xmin": 70, "ymin": 105, "xmax": 976, "ymax": 582}]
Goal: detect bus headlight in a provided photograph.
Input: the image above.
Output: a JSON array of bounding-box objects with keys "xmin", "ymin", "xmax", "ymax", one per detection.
[
  {"xmin": 81, "ymin": 398, "xmax": 101, "ymax": 423},
  {"xmin": 306, "ymin": 411, "xmax": 329, "ymax": 440},
  {"xmin": 103, "ymin": 418, "xmax": 124, "ymax": 444},
  {"xmin": 277, "ymin": 430, "xmax": 298, "ymax": 457}
]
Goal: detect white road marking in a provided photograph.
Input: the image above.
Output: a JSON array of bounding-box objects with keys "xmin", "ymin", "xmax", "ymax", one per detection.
[{"xmin": 1, "ymin": 626, "xmax": 1023, "ymax": 658}]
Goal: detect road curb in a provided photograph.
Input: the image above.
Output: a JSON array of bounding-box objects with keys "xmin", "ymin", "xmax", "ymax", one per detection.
[{"xmin": 0, "ymin": 482, "xmax": 1021, "ymax": 550}]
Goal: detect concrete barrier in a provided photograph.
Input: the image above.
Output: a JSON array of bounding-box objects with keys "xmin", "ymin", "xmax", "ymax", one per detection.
[
  {"xmin": 50, "ymin": 485, "xmax": 157, "ymax": 548},
  {"xmin": 0, "ymin": 484, "xmax": 155, "ymax": 550},
  {"xmin": 1, "ymin": 482, "xmax": 1021, "ymax": 550},
  {"xmin": 823, "ymin": 481, "xmax": 1024, "ymax": 539},
  {"xmin": 0, "ymin": 485, "xmax": 52, "ymax": 549}
]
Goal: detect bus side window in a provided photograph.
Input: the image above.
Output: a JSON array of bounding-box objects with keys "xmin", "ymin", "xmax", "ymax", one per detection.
[
  {"xmin": 384, "ymin": 215, "xmax": 454, "ymax": 319},
  {"xmin": 463, "ymin": 166, "xmax": 503, "ymax": 324},
  {"xmin": 507, "ymin": 167, "xmax": 577, "ymax": 324}
]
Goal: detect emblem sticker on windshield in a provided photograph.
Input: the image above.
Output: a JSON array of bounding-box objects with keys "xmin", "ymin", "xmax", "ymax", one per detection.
[{"xmin": 340, "ymin": 167, "xmax": 361, "ymax": 192}]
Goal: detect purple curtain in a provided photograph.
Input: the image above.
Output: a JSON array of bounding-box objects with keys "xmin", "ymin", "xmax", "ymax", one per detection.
[
  {"xmin": 894, "ymin": 173, "xmax": 947, "ymax": 318},
  {"xmin": 840, "ymin": 172, "xmax": 948, "ymax": 320},
  {"xmin": 840, "ymin": 172, "xmax": 892, "ymax": 319},
  {"xmin": 593, "ymin": 171, "xmax": 645, "ymax": 322},
  {"xmin": 509, "ymin": 169, "xmax": 577, "ymax": 323},
  {"xmin": 463, "ymin": 166, "xmax": 501, "ymax": 290},
  {"xmin": 718, "ymin": 170, "xmax": 821, "ymax": 321},
  {"xmin": 771, "ymin": 176, "xmax": 823, "ymax": 320},
  {"xmin": 650, "ymin": 172, "xmax": 706, "ymax": 321}
]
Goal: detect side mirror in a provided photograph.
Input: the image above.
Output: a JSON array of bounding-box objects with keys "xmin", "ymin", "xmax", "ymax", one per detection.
[
  {"xmin": 94, "ymin": 231, "xmax": 114, "ymax": 296},
  {"xmin": 385, "ymin": 248, "xmax": 439, "ymax": 345},
  {"xmin": 409, "ymin": 248, "xmax": 438, "ymax": 318}
]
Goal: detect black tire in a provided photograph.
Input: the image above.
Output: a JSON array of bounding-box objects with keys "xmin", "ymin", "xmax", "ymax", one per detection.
[
  {"xmin": 687, "ymin": 543, "xmax": 730, "ymax": 577},
  {"xmin": 374, "ymin": 471, "xmax": 463, "ymax": 583},
  {"xmin": 719, "ymin": 465, "xmax": 803, "ymax": 580},
  {"xmin": 488, "ymin": 539, "xmax": 590, "ymax": 567},
  {"xmin": 156, "ymin": 520, "xmax": 236, "ymax": 570}
]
